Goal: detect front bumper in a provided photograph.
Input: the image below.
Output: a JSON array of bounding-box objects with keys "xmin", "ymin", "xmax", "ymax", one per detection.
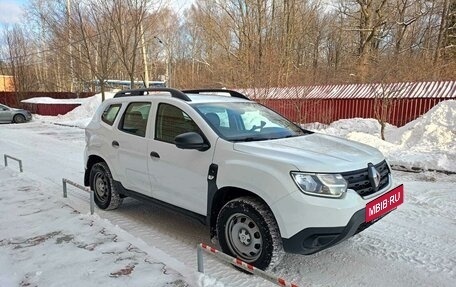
[
  {"xmin": 24, "ymin": 111, "xmax": 32, "ymax": 121},
  {"xmin": 282, "ymin": 208, "xmax": 387, "ymax": 255}
]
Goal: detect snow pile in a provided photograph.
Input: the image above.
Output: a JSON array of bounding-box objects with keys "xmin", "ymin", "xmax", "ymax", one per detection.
[
  {"xmin": 389, "ymin": 100, "xmax": 456, "ymax": 153},
  {"xmin": 35, "ymin": 92, "xmax": 115, "ymax": 128},
  {"xmin": 314, "ymin": 100, "xmax": 456, "ymax": 173},
  {"xmin": 22, "ymin": 97, "xmax": 87, "ymax": 104},
  {"xmin": 312, "ymin": 118, "xmax": 395, "ymax": 138}
]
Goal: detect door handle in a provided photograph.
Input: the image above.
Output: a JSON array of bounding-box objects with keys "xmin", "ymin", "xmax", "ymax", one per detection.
[
  {"xmin": 150, "ymin": 151, "xmax": 160, "ymax": 158},
  {"xmin": 112, "ymin": 140, "xmax": 119, "ymax": 148}
]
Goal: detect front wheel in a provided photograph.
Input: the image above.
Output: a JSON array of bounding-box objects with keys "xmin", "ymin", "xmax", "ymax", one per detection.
[
  {"xmin": 13, "ymin": 114, "xmax": 26, "ymax": 123},
  {"xmin": 216, "ymin": 196, "xmax": 283, "ymax": 271},
  {"xmin": 89, "ymin": 162, "xmax": 122, "ymax": 210}
]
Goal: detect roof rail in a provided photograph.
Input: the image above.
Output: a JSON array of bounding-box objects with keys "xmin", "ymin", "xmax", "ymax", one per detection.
[
  {"xmin": 181, "ymin": 89, "xmax": 250, "ymax": 101},
  {"xmin": 113, "ymin": 88, "xmax": 191, "ymax": 101}
]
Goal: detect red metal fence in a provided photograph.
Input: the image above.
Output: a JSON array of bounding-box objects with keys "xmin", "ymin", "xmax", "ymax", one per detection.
[
  {"xmin": 1, "ymin": 89, "xmax": 454, "ymax": 124},
  {"xmin": 0, "ymin": 91, "xmax": 95, "ymax": 116},
  {"xmin": 241, "ymin": 81, "xmax": 456, "ymax": 126},
  {"xmin": 259, "ymin": 97, "xmax": 452, "ymax": 127},
  {"xmin": 21, "ymin": 103, "xmax": 82, "ymax": 116},
  {"xmin": 0, "ymin": 92, "xmax": 94, "ymax": 108}
]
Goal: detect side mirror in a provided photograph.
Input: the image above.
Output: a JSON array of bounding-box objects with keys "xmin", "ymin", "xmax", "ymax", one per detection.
[{"xmin": 175, "ymin": 132, "xmax": 210, "ymax": 151}]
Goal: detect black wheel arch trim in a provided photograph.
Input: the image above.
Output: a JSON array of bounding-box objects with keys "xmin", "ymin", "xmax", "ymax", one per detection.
[
  {"xmin": 84, "ymin": 155, "xmax": 107, "ymax": 186},
  {"xmin": 206, "ymin": 163, "xmax": 219, "ymax": 236},
  {"xmin": 206, "ymin": 163, "xmax": 279, "ymax": 240}
]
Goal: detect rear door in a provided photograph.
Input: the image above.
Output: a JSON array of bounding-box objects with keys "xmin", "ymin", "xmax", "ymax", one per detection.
[{"xmin": 114, "ymin": 101, "xmax": 153, "ymax": 196}]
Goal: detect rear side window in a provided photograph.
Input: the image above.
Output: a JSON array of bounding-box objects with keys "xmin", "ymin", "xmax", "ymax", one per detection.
[
  {"xmin": 101, "ymin": 104, "xmax": 121, "ymax": 125},
  {"xmin": 119, "ymin": 102, "xmax": 151, "ymax": 137}
]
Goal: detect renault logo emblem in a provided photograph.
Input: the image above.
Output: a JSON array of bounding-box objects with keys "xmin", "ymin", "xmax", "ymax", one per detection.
[{"xmin": 368, "ymin": 163, "xmax": 381, "ymax": 190}]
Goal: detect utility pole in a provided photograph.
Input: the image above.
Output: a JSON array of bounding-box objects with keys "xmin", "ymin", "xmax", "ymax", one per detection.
[
  {"xmin": 154, "ymin": 36, "xmax": 171, "ymax": 87},
  {"xmin": 67, "ymin": 0, "xmax": 74, "ymax": 93},
  {"xmin": 140, "ymin": 24, "xmax": 149, "ymax": 88}
]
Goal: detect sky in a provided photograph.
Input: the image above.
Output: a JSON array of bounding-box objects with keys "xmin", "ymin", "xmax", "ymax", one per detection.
[
  {"xmin": 0, "ymin": 0, "xmax": 27, "ymax": 26},
  {"xmin": 0, "ymin": 0, "xmax": 193, "ymax": 26}
]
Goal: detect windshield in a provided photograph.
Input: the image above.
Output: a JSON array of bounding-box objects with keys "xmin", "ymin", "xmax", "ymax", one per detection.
[{"xmin": 192, "ymin": 102, "xmax": 310, "ymax": 142}]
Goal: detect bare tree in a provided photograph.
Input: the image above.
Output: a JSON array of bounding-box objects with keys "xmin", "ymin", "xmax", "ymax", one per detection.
[
  {"xmin": 101, "ymin": 0, "xmax": 158, "ymax": 88},
  {"xmin": 338, "ymin": 0, "xmax": 389, "ymax": 82},
  {"xmin": 372, "ymin": 83, "xmax": 397, "ymax": 140},
  {"xmin": 1, "ymin": 0, "xmax": 456, "ymax": 92},
  {"xmin": 72, "ymin": 1, "xmax": 117, "ymax": 100},
  {"xmin": 4, "ymin": 26, "xmax": 36, "ymax": 96}
]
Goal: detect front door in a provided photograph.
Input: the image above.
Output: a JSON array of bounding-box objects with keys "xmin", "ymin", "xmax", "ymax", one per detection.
[
  {"xmin": 0, "ymin": 105, "xmax": 12, "ymax": 122},
  {"xmin": 148, "ymin": 103, "xmax": 214, "ymax": 215}
]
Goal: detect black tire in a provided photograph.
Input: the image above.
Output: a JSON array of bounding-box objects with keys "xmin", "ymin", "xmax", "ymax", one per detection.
[
  {"xmin": 216, "ymin": 196, "xmax": 283, "ymax": 271},
  {"xmin": 13, "ymin": 114, "xmax": 26, "ymax": 123},
  {"xmin": 89, "ymin": 162, "xmax": 122, "ymax": 210}
]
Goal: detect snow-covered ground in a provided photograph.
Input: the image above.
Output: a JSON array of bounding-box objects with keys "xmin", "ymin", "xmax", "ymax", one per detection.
[
  {"xmin": 1, "ymin": 95, "xmax": 455, "ymax": 286},
  {"xmin": 0, "ymin": 166, "xmax": 186, "ymax": 287}
]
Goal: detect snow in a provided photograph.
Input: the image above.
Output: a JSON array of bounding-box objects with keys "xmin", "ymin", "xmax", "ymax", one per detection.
[
  {"xmin": 306, "ymin": 100, "xmax": 456, "ymax": 173},
  {"xmin": 33, "ymin": 92, "xmax": 116, "ymax": 128},
  {"xmin": 0, "ymin": 168, "xmax": 185, "ymax": 286},
  {"xmin": 21, "ymin": 97, "xmax": 88, "ymax": 104},
  {"xmin": 0, "ymin": 98, "xmax": 455, "ymax": 286}
]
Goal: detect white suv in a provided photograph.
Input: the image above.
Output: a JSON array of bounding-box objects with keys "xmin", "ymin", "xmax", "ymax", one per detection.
[{"xmin": 84, "ymin": 88, "xmax": 404, "ymax": 270}]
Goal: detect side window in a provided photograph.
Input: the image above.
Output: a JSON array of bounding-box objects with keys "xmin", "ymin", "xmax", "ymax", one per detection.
[
  {"xmin": 155, "ymin": 103, "xmax": 199, "ymax": 143},
  {"xmin": 101, "ymin": 104, "xmax": 121, "ymax": 125},
  {"xmin": 119, "ymin": 102, "xmax": 151, "ymax": 137}
]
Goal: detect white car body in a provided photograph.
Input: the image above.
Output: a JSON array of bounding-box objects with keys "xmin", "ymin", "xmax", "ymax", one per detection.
[{"xmin": 84, "ymin": 89, "xmax": 402, "ymax": 268}]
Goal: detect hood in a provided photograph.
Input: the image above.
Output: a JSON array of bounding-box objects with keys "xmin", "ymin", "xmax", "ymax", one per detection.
[{"xmin": 233, "ymin": 133, "xmax": 385, "ymax": 173}]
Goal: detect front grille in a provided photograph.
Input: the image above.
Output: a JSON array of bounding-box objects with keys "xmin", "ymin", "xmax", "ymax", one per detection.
[{"xmin": 342, "ymin": 160, "xmax": 390, "ymax": 197}]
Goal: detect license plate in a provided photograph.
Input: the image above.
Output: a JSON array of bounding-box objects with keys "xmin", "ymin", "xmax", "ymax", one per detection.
[{"xmin": 365, "ymin": 184, "xmax": 404, "ymax": 222}]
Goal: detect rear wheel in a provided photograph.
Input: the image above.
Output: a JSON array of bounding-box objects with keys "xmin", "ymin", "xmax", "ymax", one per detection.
[
  {"xmin": 13, "ymin": 114, "xmax": 26, "ymax": 123},
  {"xmin": 216, "ymin": 196, "xmax": 283, "ymax": 271},
  {"xmin": 89, "ymin": 162, "xmax": 122, "ymax": 210}
]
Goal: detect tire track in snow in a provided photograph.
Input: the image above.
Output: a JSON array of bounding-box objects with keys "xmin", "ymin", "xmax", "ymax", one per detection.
[
  {"xmin": 66, "ymin": 196, "xmax": 277, "ymax": 286},
  {"xmin": 352, "ymin": 230, "xmax": 455, "ymax": 277},
  {"xmin": 2, "ymin": 123, "xmax": 456, "ymax": 287},
  {"xmin": 349, "ymin": 180, "xmax": 456, "ymax": 279}
]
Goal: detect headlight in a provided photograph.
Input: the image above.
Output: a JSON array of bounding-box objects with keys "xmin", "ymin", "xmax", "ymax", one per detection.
[{"xmin": 291, "ymin": 172, "xmax": 347, "ymax": 198}]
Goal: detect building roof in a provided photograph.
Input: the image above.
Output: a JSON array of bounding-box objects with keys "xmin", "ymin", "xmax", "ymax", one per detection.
[{"xmin": 237, "ymin": 81, "xmax": 456, "ymax": 100}]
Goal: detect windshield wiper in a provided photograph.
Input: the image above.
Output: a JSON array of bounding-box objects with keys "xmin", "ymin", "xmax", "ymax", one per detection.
[{"xmin": 231, "ymin": 137, "xmax": 268, "ymax": 142}]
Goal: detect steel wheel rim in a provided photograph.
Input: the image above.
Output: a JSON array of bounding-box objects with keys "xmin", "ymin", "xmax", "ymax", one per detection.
[
  {"xmin": 94, "ymin": 172, "xmax": 109, "ymax": 202},
  {"xmin": 15, "ymin": 115, "xmax": 25, "ymax": 123},
  {"xmin": 225, "ymin": 213, "xmax": 263, "ymax": 262}
]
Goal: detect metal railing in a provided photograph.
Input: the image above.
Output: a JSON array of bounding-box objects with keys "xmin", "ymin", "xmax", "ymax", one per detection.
[
  {"xmin": 62, "ymin": 178, "xmax": 95, "ymax": 215},
  {"xmin": 197, "ymin": 243, "xmax": 298, "ymax": 287},
  {"xmin": 4, "ymin": 154, "xmax": 23, "ymax": 172}
]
